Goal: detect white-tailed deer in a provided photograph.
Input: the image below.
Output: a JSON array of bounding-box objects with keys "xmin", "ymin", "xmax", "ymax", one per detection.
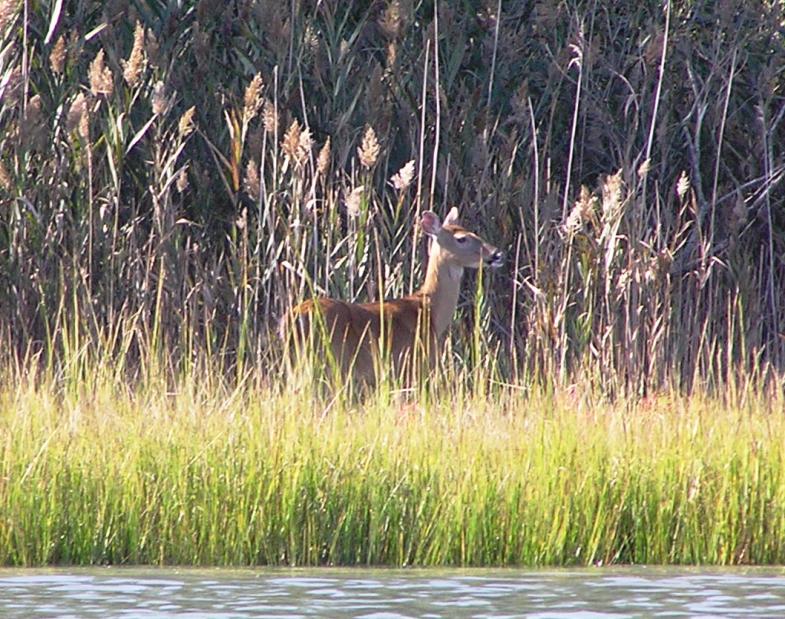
[{"xmin": 282, "ymin": 208, "xmax": 503, "ymax": 382}]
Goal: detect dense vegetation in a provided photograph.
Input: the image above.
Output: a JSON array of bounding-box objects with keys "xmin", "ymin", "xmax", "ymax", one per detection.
[
  {"xmin": 0, "ymin": 1, "xmax": 783, "ymax": 566},
  {"xmin": 1, "ymin": 0, "xmax": 783, "ymax": 390},
  {"xmin": 2, "ymin": 380, "xmax": 784, "ymax": 566}
]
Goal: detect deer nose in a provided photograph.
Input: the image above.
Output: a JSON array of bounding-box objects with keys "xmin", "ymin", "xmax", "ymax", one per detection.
[{"xmin": 487, "ymin": 249, "xmax": 504, "ymax": 267}]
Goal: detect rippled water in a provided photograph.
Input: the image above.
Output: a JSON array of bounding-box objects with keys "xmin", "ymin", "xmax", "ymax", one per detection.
[{"xmin": 1, "ymin": 567, "xmax": 785, "ymax": 618}]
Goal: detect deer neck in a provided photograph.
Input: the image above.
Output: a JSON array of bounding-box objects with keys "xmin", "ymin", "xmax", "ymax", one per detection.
[{"xmin": 417, "ymin": 244, "xmax": 463, "ymax": 338}]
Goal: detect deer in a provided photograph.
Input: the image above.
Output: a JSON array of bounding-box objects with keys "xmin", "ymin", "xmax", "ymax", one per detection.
[{"xmin": 281, "ymin": 207, "xmax": 503, "ymax": 383}]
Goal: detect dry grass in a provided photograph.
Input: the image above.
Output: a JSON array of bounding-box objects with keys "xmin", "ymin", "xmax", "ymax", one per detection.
[{"xmin": 0, "ymin": 0, "xmax": 783, "ymax": 393}]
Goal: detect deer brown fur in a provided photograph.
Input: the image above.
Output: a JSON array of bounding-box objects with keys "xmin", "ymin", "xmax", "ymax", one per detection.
[{"xmin": 282, "ymin": 208, "xmax": 503, "ymax": 382}]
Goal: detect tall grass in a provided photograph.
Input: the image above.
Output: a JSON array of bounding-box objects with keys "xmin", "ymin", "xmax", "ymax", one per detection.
[
  {"xmin": 0, "ymin": 0, "xmax": 782, "ymax": 392},
  {"xmin": 1, "ymin": 367, "xmax": 783, "ymax": 567}
]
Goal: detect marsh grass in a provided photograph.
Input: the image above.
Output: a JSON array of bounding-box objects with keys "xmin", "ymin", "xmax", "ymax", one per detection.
[
  {"xmin": 0, "ymin": 0, "xmax": 784, "ymax": 567},
  {"xmin": 1, "ymin": 365, "xmax": 783, "ymax": 567}
]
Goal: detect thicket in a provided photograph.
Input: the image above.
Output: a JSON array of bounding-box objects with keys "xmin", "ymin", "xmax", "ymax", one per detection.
[{"xmin": 1, "ymin": 0, "xmax": 783, "ymax": 394}]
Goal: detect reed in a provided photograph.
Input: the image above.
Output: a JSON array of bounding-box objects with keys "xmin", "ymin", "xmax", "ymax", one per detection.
[{"xmin": 0, "ymin": 1, "xmax": 782, "ymax": 393}]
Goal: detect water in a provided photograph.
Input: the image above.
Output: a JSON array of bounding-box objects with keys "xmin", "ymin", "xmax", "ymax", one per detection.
[{"xmin": 1, "ymin": 567, "xmax": 784, "ymax": 618}]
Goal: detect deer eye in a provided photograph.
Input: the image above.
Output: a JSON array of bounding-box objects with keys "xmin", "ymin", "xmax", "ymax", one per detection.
[{"xmin": 455, "ymin": 236, "xmax": 467, "ymax": 244}]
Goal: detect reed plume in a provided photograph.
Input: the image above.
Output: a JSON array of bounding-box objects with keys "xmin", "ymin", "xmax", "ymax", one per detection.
[
  {"xmin": 49, "ymin": 35, "xmax": 67, "ymax": 75},
  {"xmin": 317, "ymin": 137, "xmax": 331, "ymax": 177},
  {"xmin": 243, "ymin": 74, "xmax": 264, "ymax": 123},
  {"xmin": 390, "ymin": 159, "xmax": 415, "ymax": 192},
  {"xmin": 89, "ymin": 49, "xmax": 114, "ymax": 97},
  {"xmin": 122, "ymin": 21, "xmax": 146, "ymax": 87},
  {"xmin": 358, "ymin": 125, "xmax": 380, "ymax": 169},
  {"xmin": 263, "ymin": 99, "xmax": 278, "ymax": 135},
  {"xmin": 178, "ymin": 106, "xmax": 196, "ymax": 137}
]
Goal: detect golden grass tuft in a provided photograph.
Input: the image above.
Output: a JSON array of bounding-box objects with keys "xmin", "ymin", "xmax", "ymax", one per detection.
[
  {"xmin": 262, "ymin": 99, "xmax": 277, "ymax": 135},
  {"xmin": 122, "ymin": 21, "xmax": 146, "ymax": 88},
  {"xmin": 178, "ymin": 106, "xmax": 196, "ymax": 137},
  {"xmin": 345, "ymin": 185, "xmax": 364, "ymax": 217},
  {"xmin": 66, "ymin": 92, "xmax": 89, "ymax": 139},
  {"xmin": 390, "ymin": 159, "xmax": 415, "ymax": 192},
  {"xmin": 89, "ymin": 49, "xmax": 114, "ymax": 97},
  {"xmin": 358, "ymin": 125, "xmax": 380, "ymax": 169},
  {"xmin": 317, "ymin": 137, "xmax": 331, "ymax": 177},
  {"xmin": 243, "ymin": 73, "xmax": 264, "ymax": 123},
  {"xmin": 49, "ymin": 35, "xmax": 67, "ymax": 75}
]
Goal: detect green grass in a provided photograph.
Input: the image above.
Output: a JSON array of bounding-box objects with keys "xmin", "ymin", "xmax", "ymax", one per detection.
[{"xmin": 1, "ymin": 366, "xmax": 783, "ymax": 567}]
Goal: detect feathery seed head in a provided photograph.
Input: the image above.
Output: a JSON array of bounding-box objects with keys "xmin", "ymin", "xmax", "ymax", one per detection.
[
  {"xmin": 345, "ymin": 186, "xmax": 364, "ymax": 218},
  {"xmin": 282, "ymin": 119, "xmax": 301, "ymax": 155},
  {"xmin": 565, "ymin": 185, "xmax": 591, "ymax": 235},
  {"xmin": 49, "ymin": 35, "xmax": 67, "ymax": 75},
  {"xmin": 390, "ymin": 159, "xmax": 415, "ymax": 192},
  {"xmin": 317, "ymin": 137, "xmax": 331, "ymax": 177},
  {"xmin": 637, "ymin": 158, "xmax": 650, "ymax": 179},
  {"xmin": 78, "ymin": 105, "xmax": 90, "ymax": 140},
  {"xmin": 298, "ymin": 126, "xmax": 313, "ymax": 161},
  {"xmin": 66, "ymin": 92, "xmax": 88, "ymax": 136},
  {"xmin": 282, "ymin": 119, "xmax": 303, "ymax": 164},
  {"xmin": 262, "ymin": 99, "xmax": 278, "ymax": 135},
  {"xmin": 243, "ymin": 73, "xmax": 264, "ymax": 123},
  {"xmin": 601, "ymin": 170, "xmax": 623, "ymax": 222},
  {"xmin": 676, "ymin": 170, "xmax": 690, "ymax": 201},
  {"xmin": 89, "ymin": 49, "xmax": 114, "ymax": 97},
  {"xmin": 122, "ymin": 21, "xmax": 146, "ymax": 87},
  {"xmin": 178, "ymin": 106, "xmax": 196, "ymax": 137},
  {"xmin": 358, "ymin": 125, "xmax": 380, "ymax": 169}
]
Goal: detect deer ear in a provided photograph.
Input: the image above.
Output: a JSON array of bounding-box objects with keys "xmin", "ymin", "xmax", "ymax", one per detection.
[
  {"xmin": 420, "ymin": 211, "xmax": 442, "ymax": 236},
  {"xmin": 443, "ymin": 207, "xmax": 460, "ymax": 226}
]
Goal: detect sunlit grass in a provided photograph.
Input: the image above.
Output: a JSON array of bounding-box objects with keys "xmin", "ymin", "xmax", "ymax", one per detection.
[{"xmin": 1, "ymin": 364, "xmax": 782, "ymax": 567}]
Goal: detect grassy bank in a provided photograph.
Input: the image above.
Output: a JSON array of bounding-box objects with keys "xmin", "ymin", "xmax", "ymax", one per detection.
[{"xmin": 1, "ymin": 365, "xmax": 783, "ymax": 567}]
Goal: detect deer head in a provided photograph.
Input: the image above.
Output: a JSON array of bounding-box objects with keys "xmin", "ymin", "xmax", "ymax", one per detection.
[{"xmin": 420, "ymin": 207, "xmax": 503, "ymax": 270}]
